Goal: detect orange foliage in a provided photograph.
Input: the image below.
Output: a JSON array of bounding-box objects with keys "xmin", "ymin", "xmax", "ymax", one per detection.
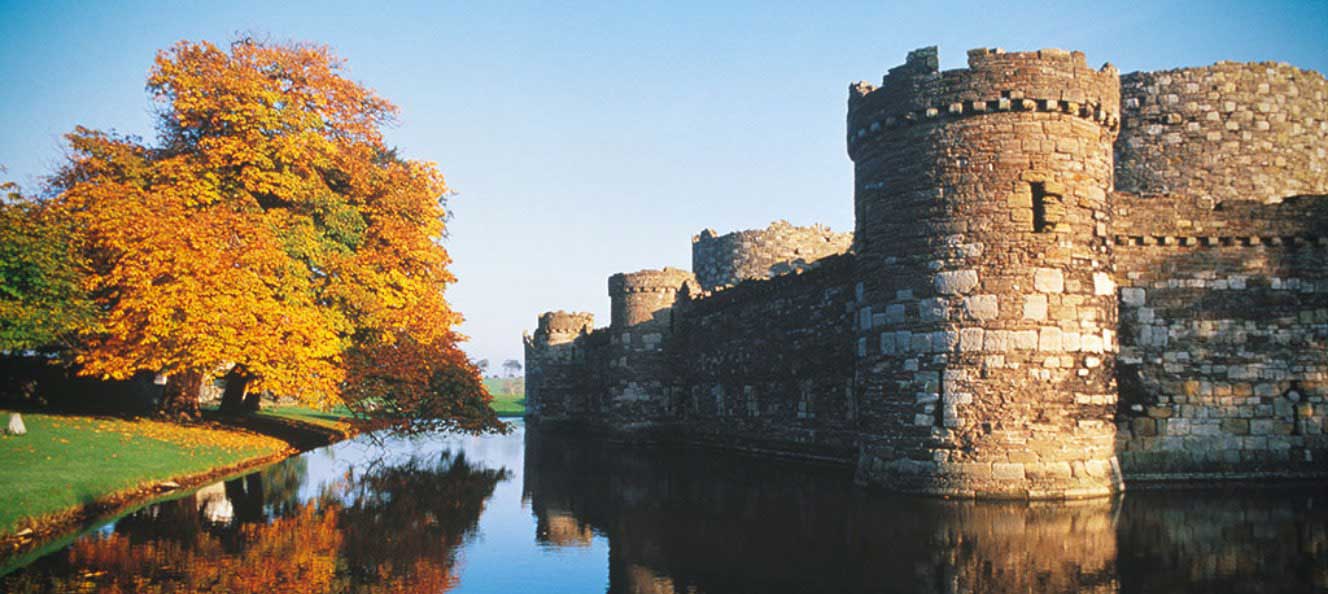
[
  {"xmin": 51, "ymin": 38, "xmax": 498, "ymax": 426},
  {"xmin": 1, "ymin": 450, "xmax": 507, "ymax": 593},
  {"xmin": 45, "ymin": 503, "xmax": 346, "ymax": 593}
]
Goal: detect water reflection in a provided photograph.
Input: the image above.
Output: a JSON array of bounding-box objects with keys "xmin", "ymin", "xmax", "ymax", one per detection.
[
  {"xmin": 2, "ymin": 423, "xmax": 1325, "ymax": 593},
  {"xmin": 5, "ymin": 445, "xmax": 508, "ymax": 593},
  {"xmin": 524, "ymin": 427, "xmax": 1327, "ymax": 594}
]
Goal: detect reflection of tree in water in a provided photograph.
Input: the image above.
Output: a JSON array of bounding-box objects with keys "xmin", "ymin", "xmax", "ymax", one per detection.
[
  {"xmin": 260, "ymin": 455, "xmax": 309, "ymax": 518},
  {"xmin": 3, "ymin": 450, "xmax": 508, "ymax": 593},
  {"xmin": 335, "ymin": 451, "xmax": 511, "ymax": 588}
]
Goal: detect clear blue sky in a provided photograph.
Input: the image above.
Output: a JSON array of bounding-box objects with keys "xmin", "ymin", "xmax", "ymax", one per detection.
[{"xmin": 2, "ymin": 1, "xmax": 1325, "ymax": 367}]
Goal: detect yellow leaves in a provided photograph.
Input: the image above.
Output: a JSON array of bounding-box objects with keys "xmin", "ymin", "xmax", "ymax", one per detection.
[
  {"xmin": 50, "ymin": 37, "xmax": 484, "ymax": 424},
  {"xmin": 34, "ymin": 415, "xmax": 288, "ymax": 456}
]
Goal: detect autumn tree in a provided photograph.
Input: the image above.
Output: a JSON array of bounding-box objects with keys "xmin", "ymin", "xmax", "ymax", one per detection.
[
  {"xmin": 53, "ymin": 38, "xmax": 500, "ymax": 430},
  {"xmin": 0, "ymin": 178, "xmax": 95, "ymax": 354}
]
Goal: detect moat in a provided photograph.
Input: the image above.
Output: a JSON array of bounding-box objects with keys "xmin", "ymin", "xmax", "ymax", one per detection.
[{"xmin": 3, "ymin": 420, "xmax": 1325, "ymax": 593}]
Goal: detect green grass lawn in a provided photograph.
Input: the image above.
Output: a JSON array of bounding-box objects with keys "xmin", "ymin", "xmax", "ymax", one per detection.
[
  {"xmin": 259, "ymin": 404, "xmax": 356, "ymax": 430},
  {"xmin": 485, "ymin": 377, "xmax": 526, "ymax": 417},
  {"xmin": 0, "ymin": 411, "xmax": 291, "ymax": 536}
]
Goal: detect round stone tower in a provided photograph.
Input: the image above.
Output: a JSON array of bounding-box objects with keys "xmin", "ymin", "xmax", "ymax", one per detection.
[
  {"xmin": 691, "ymin": 220, "xmax": 853, "ymax": 291},
  {"xmin": 604, "ymin": 268, "xmax": 696, "ymax": 428},
  {"xmin": 847, "ymin": 47, "xmax": 1123, "ymax": 499},
  {"xmin": 524, "ymin": 311, "xmax": 594, "ymax": 421}
]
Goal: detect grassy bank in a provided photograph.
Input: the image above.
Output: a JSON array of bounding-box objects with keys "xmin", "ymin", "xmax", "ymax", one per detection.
[
  {"xmin": 0, "ymin": 412, "xmax": 299, "ymax": 537},
  {"xmin": 0, "ymin": 405, "xmax": 357, "ymax": 550},
  {"xmin": 485, "ymin": 377, "xmax": 525, "ymax": 417}
]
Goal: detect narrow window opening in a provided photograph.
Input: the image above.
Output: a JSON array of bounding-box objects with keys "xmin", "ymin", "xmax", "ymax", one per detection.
[
  {"xmin": 1032, "ymin": 182, "xmax": 1049, "ymax": 232},
  {"xmin": 1031, "ymin": 182, "xmax": 1064, "ymax": 233}
]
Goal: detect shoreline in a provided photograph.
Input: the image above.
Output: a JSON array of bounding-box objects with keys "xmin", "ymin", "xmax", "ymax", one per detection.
[{"xmin": 0, "ymin": 412, "xmax": 356, "ymax": 570}]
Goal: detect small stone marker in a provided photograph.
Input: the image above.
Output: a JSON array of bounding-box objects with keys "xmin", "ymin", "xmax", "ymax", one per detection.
[{"xmin": 6, "ymin": 413, "xmax": 25, "ymax": 436}]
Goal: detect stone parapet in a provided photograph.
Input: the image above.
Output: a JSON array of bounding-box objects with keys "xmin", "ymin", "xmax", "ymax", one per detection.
[{"xmin": 691, "ymin": 220, "xmax": 852, "ymax": 291}]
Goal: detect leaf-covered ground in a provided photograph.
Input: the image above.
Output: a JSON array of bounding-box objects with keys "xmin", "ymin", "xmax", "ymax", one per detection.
[{"xmin": 0, "ymin": 412, "xmax": 293, "ymax": 535}]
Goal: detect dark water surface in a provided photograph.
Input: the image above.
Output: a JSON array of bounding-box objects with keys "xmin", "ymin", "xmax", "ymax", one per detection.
[{"xmin": 3, "ymin": 420, "xmax": 1325, "ymax": 593}]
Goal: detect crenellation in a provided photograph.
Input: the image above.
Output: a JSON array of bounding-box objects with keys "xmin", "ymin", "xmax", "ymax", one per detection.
[
  {"xmin": 525, "ymin": 44, "xmax": 1328, "ymax": 500},
  {"xmin": 691, "ymin": 220, "xmax": 852, "ymax": 291}
]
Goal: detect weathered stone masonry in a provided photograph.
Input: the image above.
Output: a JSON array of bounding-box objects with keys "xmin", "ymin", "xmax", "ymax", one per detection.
[{"xmin": 525, "ymin": 45, "xmax": 1328, "ymax": 500}]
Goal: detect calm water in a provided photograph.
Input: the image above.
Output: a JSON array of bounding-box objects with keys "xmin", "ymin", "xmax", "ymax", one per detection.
[{"xmin": 3, "ymin": 420, "xmax": 1326, "ymax": 593}]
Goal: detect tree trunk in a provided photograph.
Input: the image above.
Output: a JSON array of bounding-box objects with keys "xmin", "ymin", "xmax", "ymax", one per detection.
[
  {"xmin": 219, "ymin": 366, "xmax": 252, "ymax": 414},
  {"xmin": 159, "ymin": 370, "xmax": 203, "ymax": 421},
  {"xmin": 242, "ymin": 388, "xmax": 262, "ymax": 412}
]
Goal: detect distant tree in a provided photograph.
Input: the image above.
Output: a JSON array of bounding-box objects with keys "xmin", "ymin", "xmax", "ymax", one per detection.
[
  {"xmin": 474, "ymin": 358, "xmax": 489, "ymax": 376},
  {"xmin": 502, "ymin": 359, "xmax": 522, "ymax": 378},
  {"xmin": 0, "ymin": 179, "xmax": 96, "ymax": 354}
]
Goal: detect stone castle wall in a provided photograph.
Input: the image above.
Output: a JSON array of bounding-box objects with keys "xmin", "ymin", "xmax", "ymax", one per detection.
[
  {"xmin": 691, "ymin": 220, "xmax": 852, "ymax": 290},
  {"xmin": 525, "ymin": 44, "xmax": 1328, "ymax": 500},
  {"xmin": 672, "ymin": 254, "xmax": 857, "ymax": 460},
  {"xmin": 1111, "ymin": 194, "xmax": 1328, "ymax": 477},
  {"xmin": 1116, "ymin": 62, "xmax": 1328, "ymax": 204}
]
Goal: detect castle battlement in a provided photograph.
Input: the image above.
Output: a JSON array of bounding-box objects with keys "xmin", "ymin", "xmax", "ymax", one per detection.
[
  {"xmin": 526, "ymin": 45, "xmax": 1328, "ymax": 500},
  {"xmin": 535, "ymin": 311, "xmax": 595, "ymax": 337},
  {"xmin": 848, "ymin": 47, "xmax": 1120, "ymax": 161},
  {"xmin": 691, "ymin": 220, "xmax": 852, "ymax": 291},
  {"xmin": 607, "ymin": 268, "xmax": 695, "ymax": 294}
]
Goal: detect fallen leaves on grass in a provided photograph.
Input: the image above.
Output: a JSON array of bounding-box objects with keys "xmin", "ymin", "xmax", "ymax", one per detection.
[{"xmin": 37, "ymin": 415, "xmax": 289, "ymax": 457}]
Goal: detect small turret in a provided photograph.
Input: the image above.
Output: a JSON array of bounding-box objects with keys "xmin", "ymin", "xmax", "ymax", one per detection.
[
  {"xmin": 691, "ymin": 220, "xmax": 852, "ymax": 291},
  {"xmin": 603, "ymin": 268, "xmax": 696, "ymax": 428},
  {"xmin": 524, "ymin": 311, "xmax": 594, "ymax": 421},
  {"xmin": 608, "ymin": 267, "xmax": 696, "ymax": 329}
]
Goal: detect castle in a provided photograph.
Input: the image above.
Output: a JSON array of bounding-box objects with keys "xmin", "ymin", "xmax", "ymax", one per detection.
[{"xmin": 524, "ymin": 46, "xmax": 1328, "ymax": 500}]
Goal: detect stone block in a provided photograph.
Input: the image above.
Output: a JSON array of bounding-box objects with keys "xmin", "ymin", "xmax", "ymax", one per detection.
[
  {"xmin": 1012, "ymin": 330, "xmax": 1039, "ymax": 350},
  {"xmin": 1033, "ymin": 268, "xmax": 1064, "ymax": 293},
  {"xmin": 963, "ymin": 295, "xmax": 999, "ymax": 320},
  {"xmin": 959, "ymin": 328, "xmax": 985, "ymax": 352},
  {"xmin": 895, "ymin": 331, "xmax": 912, "ymax": 352},
  {"xmin": 937, "ymin": 330, "xmax": 960, "ymax": 352},
  {"xmin": 910, "ymin": 332, "xmax": 933, "ymax": 353},
  {"xmin": 1121, "ymin": 287, "xmax": 1146, "ymax": 306},
  {"xmin": 1083, "ymin": 459, "xmax": 1110, "ymax": 478},
  {"xmin": 919, "ymin": 298, "xmax": 948, "ymax": 321},
  {"xmin": 981, "ymin": 330, "xmax": 1007, "ymax": 352},
  {"xmin": 1093, "ymin": 272, "xmax": 1115, "ymax": 296},
  {"xmin": 1062, "ymin": 331, "xmax": 1082, "ymax": 352},
  {"xmin": 1027, "ymin": 462, "xmax": 1073, "ymax": 480},
  {"xmin": 6, "ymin": 413, "xmax": 25, "ymax": 436},
  {"xmin": 991, "ymin": 463, "xmax": 1026, "ymax": 480},
  {"xmin": 935, "ymin": 270, "xmax": 979, "ymax": 295},
  {"xmin": 879, "ymin": 332, "xmax": 896, "ymax": 355},
  {"xmin": 1132, "ymin": 417, "xmax": 1158, "ymax": 436},
  {"xmin": 1039, "ymin": 327, "xmax": 1064, "ymax": 352},
  {"xmin": 1147, "ymin": 406, "xmax": 1173, "ymax": 418},
  {"xmin": 1221, "ymin": 418, "xmax": 1250, "ymax": 435},
  {"xmin": 1081, "ymin": 333, "xmax": 1104, "ymax": 353},
  {"xmin": 885, "ymin": 303, "xmax": 907, "ymax": 323},
  {"xmin": 1023, "ymin": 294, "xmax": 1047, "ymax": 320}
]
